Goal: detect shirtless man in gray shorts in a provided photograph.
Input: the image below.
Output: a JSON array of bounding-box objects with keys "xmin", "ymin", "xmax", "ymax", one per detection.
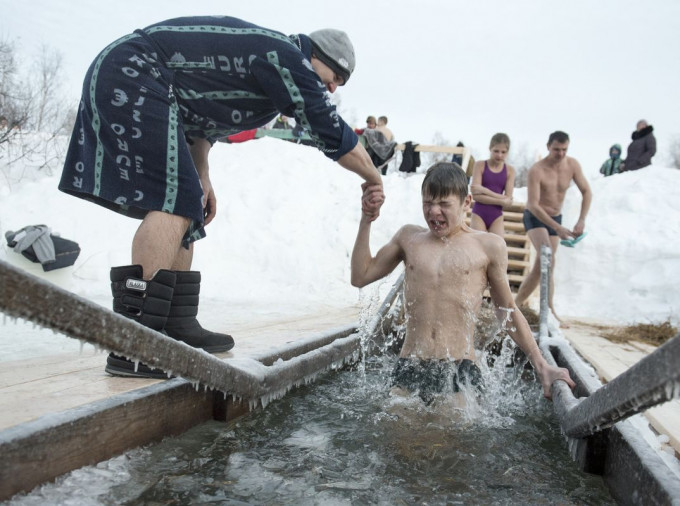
[
  {"xmin": 514, "ymin": 131, "xmax": 592, "ymax": 326},
  {"xmin": 351, "ymin": 162, "xmax": 575, "ymax": 406}
]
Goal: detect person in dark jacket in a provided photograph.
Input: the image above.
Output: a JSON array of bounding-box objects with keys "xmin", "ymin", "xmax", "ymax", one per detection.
[
  {"xmin": 622, "ymin": 120, "xmax": 656, "ymax": 172},
  {"xmin": 599, "ymin": 144, "xmax": 624, "ymax": 177},
  {"xmin": 59, "ymin": 16, "xmax": 384, "ymax": 378}
]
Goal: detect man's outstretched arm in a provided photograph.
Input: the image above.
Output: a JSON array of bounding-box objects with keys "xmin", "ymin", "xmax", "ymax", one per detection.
[{"xmin": 338, "ymin": 144, "xmax": 384, "ymax": 221}]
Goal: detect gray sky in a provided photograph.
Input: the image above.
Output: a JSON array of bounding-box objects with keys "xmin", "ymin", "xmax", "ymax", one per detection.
[{"xmin": 3, "ymin": 0, "xmax": 679, "ymax": 173}]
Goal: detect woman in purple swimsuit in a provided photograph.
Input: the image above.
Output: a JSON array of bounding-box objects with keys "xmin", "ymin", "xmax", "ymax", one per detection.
[{"xmin": 470, "ymin": 133, "xmax": 516, "ymax": 236}]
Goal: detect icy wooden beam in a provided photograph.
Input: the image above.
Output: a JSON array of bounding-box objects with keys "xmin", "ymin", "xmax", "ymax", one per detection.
[
  {"xmin": 0, "ymin": 259, "xmax": 263, "ymax": 396},
  {"xmin": 559, "ymin": 333, "xmax": 680, "ymax": 438}
]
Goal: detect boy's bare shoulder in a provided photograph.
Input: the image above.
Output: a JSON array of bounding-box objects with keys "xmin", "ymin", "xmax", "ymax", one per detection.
[
  {"xmin": 397, "ymin": 224, "xmax": 428, "ymax": 235},
  {"xmin": 394, "ymin": 224, "xmax": 428, "ymax": 245},
  {"xmin": 470, "ymin": 228, "xmax": 507, "ymax": 253}
]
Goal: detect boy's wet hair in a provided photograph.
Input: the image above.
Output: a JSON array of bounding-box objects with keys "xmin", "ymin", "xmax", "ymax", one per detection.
[
  {"xmin": 421, "ymin": 162, "xmax": 468, "ymax": 202},
  {"xmin": 548, "ymin": 130, "xmax": 570, "ymax": 145}
]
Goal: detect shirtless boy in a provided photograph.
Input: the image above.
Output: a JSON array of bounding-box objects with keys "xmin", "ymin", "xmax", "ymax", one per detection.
[
  {"xmin": 514, "ymin": 131, "xmax": 592, "ymax": 325},
  {"xmin": 352, "ymin": 162, "xmax": 574, "ymax": 404},
  {"xmin": 376, "ymin": 116, "xmax": 394, "ymax": 142}
]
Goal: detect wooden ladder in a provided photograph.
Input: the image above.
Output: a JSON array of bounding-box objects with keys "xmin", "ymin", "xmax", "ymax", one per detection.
[{"xmin": 501, "ymin": 202, "xmax": 530, "ymax": 294}]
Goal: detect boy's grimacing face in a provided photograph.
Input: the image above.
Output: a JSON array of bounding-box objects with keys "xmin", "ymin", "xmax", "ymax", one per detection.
[{"xmin": 421, "ymin": 190, "xmax": 471, "ymax": 238}]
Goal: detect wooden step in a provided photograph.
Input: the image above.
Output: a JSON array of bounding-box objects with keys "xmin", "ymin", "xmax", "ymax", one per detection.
[
  {"xmin": 508, "ymin": 273, "xmax": 525, "ymax": 283},
  {"xmin": 506, "ymin": 202, "xmax": 526, "ymax": 214},
  {"xmin": 504, "ymin": 233, "xmax": 529, "ymax": 245},
  {"xmin": 462, "ymin": 219, "xmax": 527, "ymax": 236},
  {"xmin": 503, "ymin": 211, "xmax": 524, "ymax": 222},
  {"xmin": 503, "ymin": 221, "xmax": 526, "ymax": 232},
  {"xmin": 507, "ymin": 247, "xmax": 530, "ymax": 261},
  {"xmin": 508, "ymin": 259, "xmax": 530, "ymax": 270}
]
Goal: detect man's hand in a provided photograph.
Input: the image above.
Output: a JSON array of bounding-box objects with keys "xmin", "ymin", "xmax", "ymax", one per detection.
[
  {"xmin": 556, "ymin": 224, "xmax": 575, "ymax": 240},
  {"xmin": 188, "ymin": 137, "xmax": 215, "ymax": 225},
  {"xmin": 200, "ymin": 174, "xmax": 217, "ymax": 225},
  {"xmin": 361, "ymin": 182, "xmax": 385, "ymax": 221},
  {"xmin": 572, "ymin": 219, "xmax": 586, "ymax": 237}
]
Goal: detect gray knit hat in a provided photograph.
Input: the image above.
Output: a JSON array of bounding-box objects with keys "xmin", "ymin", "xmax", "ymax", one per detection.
[{"xmin": 308, "ymin": 29, "xmax": 355, "ymax": 85}]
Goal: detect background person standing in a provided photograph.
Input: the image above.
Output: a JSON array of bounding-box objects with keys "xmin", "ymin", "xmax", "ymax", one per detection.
[{"xmin": 622, "ymin": 120, "xmax": 656, "ymax": 172}]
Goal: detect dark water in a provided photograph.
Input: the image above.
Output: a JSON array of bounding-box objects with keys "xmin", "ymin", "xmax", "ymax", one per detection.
[{"xmin": 9, "ymin": 343, "xmax": 615, "ymax": 505}]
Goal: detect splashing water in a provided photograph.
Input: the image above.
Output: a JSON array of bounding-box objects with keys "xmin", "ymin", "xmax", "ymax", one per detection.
[{"xmin": 5, "ymin": 297, "xmax": 615, "ymax": 504}]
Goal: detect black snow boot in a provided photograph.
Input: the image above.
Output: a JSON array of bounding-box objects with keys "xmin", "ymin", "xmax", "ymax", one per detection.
[
  {"xmin": 164, "ymin": 270, "xmax": 235, "ymax": 353},
  {"xmin": 105, "ymin": 265, "xmax": 176, "ymax": 379}
]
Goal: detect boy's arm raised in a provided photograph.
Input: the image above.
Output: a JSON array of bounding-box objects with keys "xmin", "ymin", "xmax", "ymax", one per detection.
[{"xmin": 351, "ymin": 186, "xmax": 404, "ymax": 288}]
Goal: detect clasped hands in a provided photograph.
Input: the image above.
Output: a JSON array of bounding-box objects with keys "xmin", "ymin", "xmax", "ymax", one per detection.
[{"xmin": 361, "ymin": 182, "xmax": 385, "ymax": 221}]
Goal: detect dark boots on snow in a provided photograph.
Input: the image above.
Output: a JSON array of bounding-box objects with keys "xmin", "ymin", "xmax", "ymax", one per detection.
[
  {"xmin": 105, "ymin": 265, "xmax": 234, "ymax": 378},
  {"xmin": 105, "ymin": 265, "xmax": 175, "ymax": 378},
  {"xmin": 164, "ymin": 270, "xmax": 235, "ymax": 353}
]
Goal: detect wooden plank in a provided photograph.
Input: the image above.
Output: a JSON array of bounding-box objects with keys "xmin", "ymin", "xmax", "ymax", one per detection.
[
  {"xmin": 508, "ymin": 259, "xmax": 529, "ymax": 270},
  {"xmin": 0, "ymin": 307, "xmax": 361, "ymax": 432},
  {"xmin": 563, "ymin": 323, "xmax": 680, "ymax": 454},
  {"xmin": 504, "ymin": 221, "xmax": 526, "ymax": 232},
  {"xmin": 504, "ymin": 233, "xmax": 529, "ymax": 244},
  {"xmin": 0, "ymin": 355, "xmax": 164, "ymax": 430},
  {"xmin": 507, "ymin": 246, "xmax": 530, "ymax": 256},
  {"xmin": 566, "ymin": 330, "xmax": 647, "ymax": 380},
  {"xmin": 506, "ymin": 202, "xmax": 526, "ymax": 214},
  {"xmin": 503, "ymin": 211, "xmax": 524, "ymax": 222},
  {"xmin": 646, "ymin": 402, "xmax": 680, "ymax": 454},
  {"xmin": 508, "ymin": 257, "xmax": 529, "ymax": 266},
  {"xmin": 0, "ymin": 381, "xmax": 215, "ymax": 500},
  {"xmin": 394, "ymin": 144, "xmax": 465, "ymax": 155}
]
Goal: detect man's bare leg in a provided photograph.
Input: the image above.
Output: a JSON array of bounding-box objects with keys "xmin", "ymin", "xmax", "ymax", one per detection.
[
  {"xmin": 131, "ymin": 211, "xmax": 191, "ymax": 279},
  {"xmin": 172, "ymin": 241, "xmax": 194, "ymax": 271},
  {"xmin": 514, "ymin": 228, "xmax": 551, "ymax": 308},
  {"xmin": 546, "ymin": 235, "xmax": 569, "ymax": 328}
]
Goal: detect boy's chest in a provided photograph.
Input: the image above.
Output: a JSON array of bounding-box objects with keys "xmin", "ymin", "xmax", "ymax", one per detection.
[{"xmin": 405, "ymin": 241, "xmax": 487, "ymax": 284}]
